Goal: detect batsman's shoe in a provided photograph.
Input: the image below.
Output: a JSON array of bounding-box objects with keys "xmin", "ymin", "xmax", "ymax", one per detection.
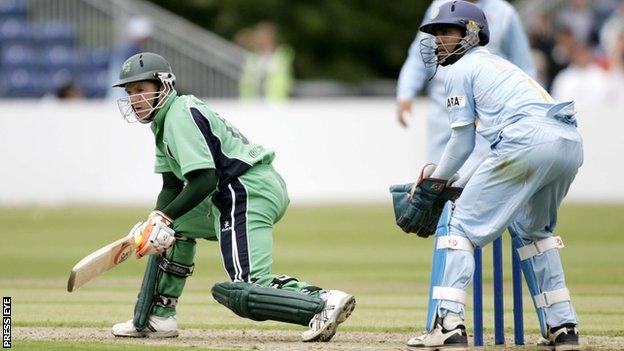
[
  {"xmin": 407, "ymin": 314, "xmax": 467, "ymax": 350},
  {"xmin": 301, "ymin": 290, "xmax": 356, "ymax": 342},
  {"xmin": 538, "ymin": 324, "xmax": 579, "ymax": 351},
  {"xmin": 112, "ymin": 315, "xmax": 178, "ymax": 338}
]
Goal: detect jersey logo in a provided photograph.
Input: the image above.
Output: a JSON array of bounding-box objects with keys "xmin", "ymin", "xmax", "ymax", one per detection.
[
  {"xmin": 221, "ymin": 221, "xmax": 231, "ymax": 233},
  {"xmin": 446, "ymin": 96, "xmax": 466, "ymax": 110}
]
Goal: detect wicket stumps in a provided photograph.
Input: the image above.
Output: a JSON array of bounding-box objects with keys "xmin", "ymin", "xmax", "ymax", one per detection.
[{"xmin": 473, "ymin": 236, "xmax": 525, "ymax": 346}]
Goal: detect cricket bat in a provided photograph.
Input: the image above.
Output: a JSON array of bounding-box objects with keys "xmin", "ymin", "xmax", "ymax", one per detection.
[{"xmin": 67, "ymin": 234, "xmax": 136, "ymax": 292}]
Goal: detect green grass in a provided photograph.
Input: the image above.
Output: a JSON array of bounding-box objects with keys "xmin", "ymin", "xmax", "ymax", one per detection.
[{"xmin": 1, "ymin": 204, "xmax": 623, "ymax": 348}]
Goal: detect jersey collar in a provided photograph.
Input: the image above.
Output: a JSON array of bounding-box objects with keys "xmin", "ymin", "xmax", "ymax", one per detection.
[
  {"xmin": 151, "ymin": 91, "xmax": 178, "ymax": 132},
  {"xmin": 466, "ymin": 46, "xmax": 489, "ymax": 56}
]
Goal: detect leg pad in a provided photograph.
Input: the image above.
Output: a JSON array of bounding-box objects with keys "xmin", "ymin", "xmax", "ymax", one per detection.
[
  {"xmin": 133, "ymin": 254, "xmax": 161, "ymax": 330},
  {"xmin": 212, "ymin": 281, "xmax": 324, "ymax": 326}
]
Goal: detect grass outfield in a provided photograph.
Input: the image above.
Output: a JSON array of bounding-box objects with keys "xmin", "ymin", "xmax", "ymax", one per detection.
[{"xmin": 1, "ymin": 204, "xmax": 623, "ymax": 350}]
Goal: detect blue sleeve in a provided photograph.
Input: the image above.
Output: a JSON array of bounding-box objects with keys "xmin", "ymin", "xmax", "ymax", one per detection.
[
  {"xmin": 502, "ymin": 8, "xmax": 536, "ymax": 79},
  {"xmin": 396, "ymin": 2, "xmax": 439, "ymax": 100},
  {"xmin": 444, "ymin": 63, "xmax": 475, "ymax": 128},
  {"xmin": 431, "ymin": 124, "xmax": 476, "ymax": 180}
]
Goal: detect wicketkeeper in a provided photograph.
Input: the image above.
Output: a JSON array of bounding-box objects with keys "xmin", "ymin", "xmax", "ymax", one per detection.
[
  {"xmin": 396, "ymin": 0, "xmax": 535, "ymax": 176},
  {"xmin": 391, "ymin": 2, "xmax": 581, "ymax": 350},
  {"xmin": 110, "ymin": 52, "xmax": 355, "ymax": 342}
]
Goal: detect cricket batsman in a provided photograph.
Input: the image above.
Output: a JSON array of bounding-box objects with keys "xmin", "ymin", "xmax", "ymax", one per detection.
[
  {"xmin": 391, "ymin": 1, "xmax": 581, "ymax": 350},
  {"xmin": 109, "ymin": 52, "xmax": 356, "ymax": 341}
]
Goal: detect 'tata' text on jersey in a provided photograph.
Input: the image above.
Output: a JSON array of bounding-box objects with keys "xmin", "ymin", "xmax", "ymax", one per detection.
[{"xmin": 447, "ymin": 96, "xmax": 466, "ymax": 110}]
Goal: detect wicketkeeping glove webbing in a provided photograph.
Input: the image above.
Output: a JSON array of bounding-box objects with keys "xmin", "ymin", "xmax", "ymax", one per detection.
[{"xmin": 396, "ymin": 177, "xmax": 446, "ymax": 236}]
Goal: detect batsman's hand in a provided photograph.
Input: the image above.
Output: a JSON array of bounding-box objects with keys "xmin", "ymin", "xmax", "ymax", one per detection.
[
  {"xmin": 133, "ymin": 211, "xmax": 176, "ymax": 258},
  {"xmin": 396, "ymin": 99, "xmax": 413, "ymax": 127}
]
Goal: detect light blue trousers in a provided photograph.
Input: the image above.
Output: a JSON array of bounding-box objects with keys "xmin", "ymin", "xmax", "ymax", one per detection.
[{"xmin": 438, "ymin": 117, "xmax": 583, "ymax": 328}]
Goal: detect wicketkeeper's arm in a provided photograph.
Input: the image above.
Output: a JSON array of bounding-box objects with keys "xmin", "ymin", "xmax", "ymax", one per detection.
[
  {"xmin": 431, "ymin": 124, "xmax": 475, "ymax": 180},
  {"xmin": 454, "ymin": 154, "xmax": 487, "ymax": 188}
]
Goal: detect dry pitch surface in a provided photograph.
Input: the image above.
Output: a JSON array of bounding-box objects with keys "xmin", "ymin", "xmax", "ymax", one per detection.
[{"xmin": 15, "ymin": 327, "xmax": 624, "ymax": 350}]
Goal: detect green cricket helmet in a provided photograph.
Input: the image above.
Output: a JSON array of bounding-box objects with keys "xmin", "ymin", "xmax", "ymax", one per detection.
[
  {"xmin": 113, "ymin": 52, "xmax": 176, "ymax": 123},
  {"xmin": 112, "ymin": 52, "xmax": 174, "ymax": 87}
]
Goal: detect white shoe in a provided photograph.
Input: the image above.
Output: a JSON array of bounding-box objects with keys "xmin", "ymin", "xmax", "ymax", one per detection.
[
  {"xmin": 538, "ymin": 336, "xmax": 555, "ymax": 350},
  {"xmin": 112, "ymin": 315, "xmax": 178, "ymax": 338},
  {"xmin": 301, "ymin": 290, "xmax": 356, "ymax": 342},
  {"xmin": 407, "ymin": 314, "xmax": 467, "ymax": 350}
]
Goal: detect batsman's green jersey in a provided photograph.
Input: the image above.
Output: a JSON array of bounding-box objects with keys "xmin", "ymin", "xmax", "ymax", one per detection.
[
  {"xmin": 147, "ymin": 93, "xmax": 321, "ymax": 318},
  {"xmin": 150, "ymin": 92, "xmax": 275, "ymax": 241},
  {"xmin": 151, "ymin": 93, "xmax": 275, "ymax": 183}
]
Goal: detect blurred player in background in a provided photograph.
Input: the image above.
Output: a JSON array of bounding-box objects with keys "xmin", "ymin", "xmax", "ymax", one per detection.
[
  {"xmin": 238, "ymin": 22, "xmax": 294, "ymax": 102},
  {"xmin": 109, "ymin": 52, "xmax": 355, "ymax": 342},
  {"xmin": 393, "ymin": 1, "xmax": 582, "ymax": 350},
  {"xmin": 107, "ymin": 17, "xmax": 152, "ymax": 99},
  {"xmin": 396, "ymin": 0, "xmax": 535, "ymax": 176}
]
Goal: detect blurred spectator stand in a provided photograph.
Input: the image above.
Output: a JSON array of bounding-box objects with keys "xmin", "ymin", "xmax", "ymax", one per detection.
[{"xmin": 0, "ymin": 0, "xmax": 109, "ymax": 98}]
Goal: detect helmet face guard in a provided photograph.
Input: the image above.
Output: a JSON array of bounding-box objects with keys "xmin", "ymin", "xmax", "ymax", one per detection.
[
  {"xmin": 117, "ymin": 72, "xmax": 176, "ymax": 123},
  {"xmin": 418, "ymin": 1, "xmax": 489, "ymax": 72},
  {"xmin": 113, "ymin": 52, "xmax": 176, "ymax": 123},
  {"xmin": 419, "ymin": 21, "xmax": 482, "ymax": 68}
]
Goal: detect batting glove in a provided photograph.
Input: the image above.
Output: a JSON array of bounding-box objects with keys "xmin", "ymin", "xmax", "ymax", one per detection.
[{"xmin": 134, "ymin": 211, "xmax": 176, "ymax": 258}]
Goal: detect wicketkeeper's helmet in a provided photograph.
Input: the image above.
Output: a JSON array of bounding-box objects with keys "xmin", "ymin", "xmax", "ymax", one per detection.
[
  {"xmin": 419, "ymin": 0, "xmax": 489, "ymax": 68},
  {"xmin": 420, "ymin": 0, "xmax": 489, "ymax": 46}
]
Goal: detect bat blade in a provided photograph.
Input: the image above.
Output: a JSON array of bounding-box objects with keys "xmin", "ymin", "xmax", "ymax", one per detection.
[{"xmin": 67, "ymin": 234, "xmax": 135, "ymax": 292}]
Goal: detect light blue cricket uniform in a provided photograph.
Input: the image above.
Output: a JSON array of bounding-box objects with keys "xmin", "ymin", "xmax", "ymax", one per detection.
[
  {"xmin": 437, "ymin": 46, "xmax": 582, "ymax": 329},
  {"xmin": 397, "ymin": 0, "xmax": 535, "ymax": 175}
]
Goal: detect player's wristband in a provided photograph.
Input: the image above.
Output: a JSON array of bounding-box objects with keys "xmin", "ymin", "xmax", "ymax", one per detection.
[{"xmin": 149, "ymin": 210, "xmax": 173, "ymax": 226}]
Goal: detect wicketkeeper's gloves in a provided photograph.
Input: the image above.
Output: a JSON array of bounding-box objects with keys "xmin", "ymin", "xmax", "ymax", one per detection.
[{"xmin": 391, "ymin": 164, "xmax": 463, "ymax": 237}]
